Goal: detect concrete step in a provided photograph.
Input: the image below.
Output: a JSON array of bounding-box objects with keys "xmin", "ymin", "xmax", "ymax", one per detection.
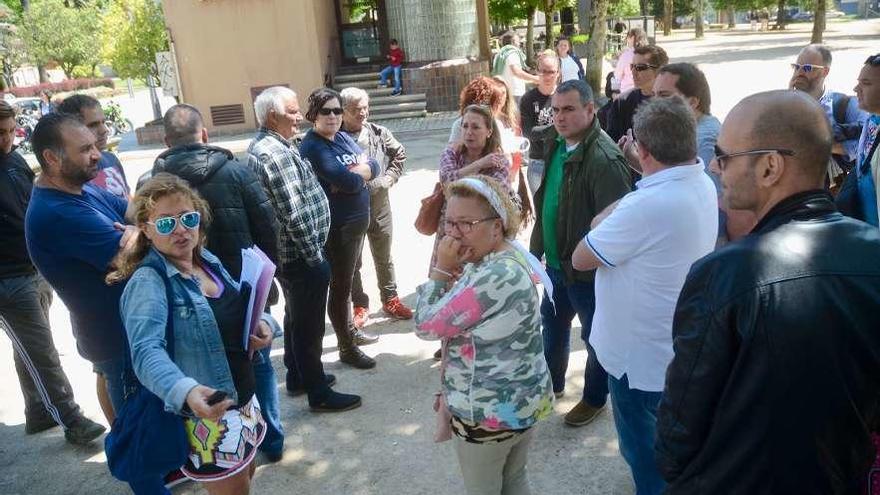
[
  {"xmin": 371, "ymin": 109, "xmax": 428, "ymax": 121},
  {"xmin": 370, "ymin": 93, "xmax": 424, "ymax": 105},
  {"xmin": 371, "ymin": 100, "xmax": 427, "ymax": 115},
  {"xmin": 335, "ymin": 78, "xmax": 387, "ymax": 90},
  {"xmin": 334, "ymin": 72, "xmax": 379, "ymax": 84}
]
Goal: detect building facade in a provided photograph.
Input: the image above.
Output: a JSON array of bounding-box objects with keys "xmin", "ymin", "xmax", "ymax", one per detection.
[{"xmin": 162, "ymin": 0, "xmax": 491, "ymax": 135}]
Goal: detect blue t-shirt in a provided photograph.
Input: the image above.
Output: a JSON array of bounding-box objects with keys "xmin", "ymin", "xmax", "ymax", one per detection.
[
  {"xmin": 25, "ymin": 183, "xmax": 128, "ymax": 362},
  {"xmin": 90, "ymin": 151, "xmax": 130, "ymax": 200},
  {"xmin": 299, "ymin": 130, "xmax": 379, "ymax": 226}
]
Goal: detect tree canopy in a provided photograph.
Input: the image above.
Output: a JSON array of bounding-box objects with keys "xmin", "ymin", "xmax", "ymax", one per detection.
[
  {"xmin": 101, "ymin": 0, "xmax": 168, "ymax": 83},
  {"xmin": 19, "ymin": 0, "xmax": 102, "ymax": 77}
]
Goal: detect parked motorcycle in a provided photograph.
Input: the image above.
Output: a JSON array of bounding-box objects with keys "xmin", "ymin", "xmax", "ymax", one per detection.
[
  {"xmin": 13, "ymin": 113, "xmax": 37, "ymax": 154},
  {"xmin": 103, "ymin": 100, "xmax": 134, "ymax": 137}
]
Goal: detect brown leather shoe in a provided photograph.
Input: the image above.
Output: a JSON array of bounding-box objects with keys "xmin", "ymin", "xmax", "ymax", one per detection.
[{"xmin": 563, "ymin": 400, "xmax": 606, "ymax": 427}]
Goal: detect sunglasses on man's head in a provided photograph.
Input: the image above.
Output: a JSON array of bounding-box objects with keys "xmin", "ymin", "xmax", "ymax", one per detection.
[
  {"xmin": 631, "ymin": 63, "xmax": 658, "ymax": 72},
  {"xmin": 148, "ymin": 211, "xmax": 201, "ymax": 236},
  {"xmin": 791, "ymin": 63, "xmax": 826, "ymax": 73},
  {"xmin": 318, "ymin": 107, "xmax": 344, "ymax": 116},
  {"xmin": 866, "ymin": 54, "xmax": 880, "ymax": 66}
]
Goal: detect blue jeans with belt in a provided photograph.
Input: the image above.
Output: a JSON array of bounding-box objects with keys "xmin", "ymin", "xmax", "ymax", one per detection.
[{"xmin": 539, "ymin": 267, "xmax": 608, "ymax": 407}]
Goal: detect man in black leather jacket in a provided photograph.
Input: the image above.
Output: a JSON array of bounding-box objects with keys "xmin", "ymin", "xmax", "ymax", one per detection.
[
  {"xmin": 148, "ymin": 104, "xmax": 286, "ymax": 462},
  {"xmin": 656, "ymin": 90, "xmax": 880, "ymax": 494}
]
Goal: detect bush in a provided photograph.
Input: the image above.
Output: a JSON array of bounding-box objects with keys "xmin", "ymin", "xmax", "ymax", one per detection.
[{"xmin": 6, "ymin": 78, "xmax": 115, "ymax": 98}]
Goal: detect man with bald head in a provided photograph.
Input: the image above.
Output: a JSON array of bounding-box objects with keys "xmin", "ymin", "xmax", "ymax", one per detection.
[
  {"xmin": 789, "ymin": 44, "xmax": 867, "ymax": 179},
  {"xmin": 655, "ymin": 90, "xmax": 880, "ymax": 494}
]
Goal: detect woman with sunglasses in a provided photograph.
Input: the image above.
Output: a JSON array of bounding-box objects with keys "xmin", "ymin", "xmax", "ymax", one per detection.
[
  {"xmin": 109, "ymin": 173, "xmax": 273, "ymax": 494},
  {"xmin": 300, "ymin": 88, "xmax": 380, "ymax": 370},
  {"xmin": 415, "ymin": 176, "xmax": 553, "ymax": 494}
]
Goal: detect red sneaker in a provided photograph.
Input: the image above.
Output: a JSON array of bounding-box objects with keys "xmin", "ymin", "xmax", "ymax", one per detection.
[
  {"xmin": 382, "ymin": 296, "xmax": 413, "ymax": 320},
  {"xmin": 353, "ymin": 306, "xmax": 369, "ymax": 329}
]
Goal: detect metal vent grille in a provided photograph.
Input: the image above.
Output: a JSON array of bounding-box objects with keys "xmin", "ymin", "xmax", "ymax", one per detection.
[{"xmin": 210, "ymin": 104, "xmax": 245, "ymax": 126}]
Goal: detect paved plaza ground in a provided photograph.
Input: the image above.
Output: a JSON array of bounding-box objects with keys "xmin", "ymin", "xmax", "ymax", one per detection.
[{"xmin": 1, "ymin": 20, "xmax": 878, "ymax": 494}]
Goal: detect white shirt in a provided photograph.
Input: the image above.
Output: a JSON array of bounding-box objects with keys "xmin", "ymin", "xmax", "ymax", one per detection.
[
  {"xmin": 501, "ymin": 52, "xmax": 527, "ymax": 97},
  {"xmin": 586, "ymin": 161, "xmax": 718, "ymax": 392},
  {"xmin": 560, "ymin": 55, "xmax": 580, "ymax": 82}
]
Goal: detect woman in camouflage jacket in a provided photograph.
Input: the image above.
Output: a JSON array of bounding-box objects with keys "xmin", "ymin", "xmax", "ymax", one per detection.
[{"xmin": 415, "ymin": 176, "xmax": 553, "ymax": 494}]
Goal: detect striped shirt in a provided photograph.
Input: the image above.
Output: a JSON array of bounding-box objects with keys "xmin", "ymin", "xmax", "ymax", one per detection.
[{"xmin": 246, "ymin": 128, "xmax": 330, "ymax": 267}]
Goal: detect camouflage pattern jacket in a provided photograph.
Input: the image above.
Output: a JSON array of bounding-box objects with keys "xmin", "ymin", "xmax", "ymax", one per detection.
[{"xmin": 415, "ymin": 250, "xmax": 553, "ymax": 431}]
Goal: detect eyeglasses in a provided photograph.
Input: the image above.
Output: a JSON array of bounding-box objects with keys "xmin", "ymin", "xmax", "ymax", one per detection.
[
  {"xmin": 148, "ymin": 211, "xmax": 201, "ymax": 235},
  {"xmin": 631, "ymin": 63, "xmax": 658, "ymax": 72},
  {"xmin": 790, "ymin": 63, "xmax": 826, "ymax": 73},
  {"xmin": 713, "ymin": 146, "xmax": 795, "ymax": 170},
  {"xmin": 540, "ymin": 69, "xmax": 559, "ymax": 75},
  {"xmin": 318, "ymin": 107, "xmax": 344, "ymax": 116},
  {"xmin": 443, "ymin": 217, "xmax": 499, "ymax": 234}
]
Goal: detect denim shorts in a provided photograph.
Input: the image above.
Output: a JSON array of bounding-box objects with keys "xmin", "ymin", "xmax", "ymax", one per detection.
[{"xmin": 92, "ymin": 356, "xmax": 127, "ymax": 414}]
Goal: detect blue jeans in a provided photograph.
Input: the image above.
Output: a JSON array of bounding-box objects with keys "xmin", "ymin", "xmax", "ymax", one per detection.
[
  {"xmin": 379, "ymin": 65, "xmax": 402, "ymax": 92},
  {"xmin": 94, "ymin": 357, "xmax": 170, "ymax": 495},
  {"xmin": 253, "ymin": 346, "xmax": 283, "ymax": 456},
  {"xmin": 93, "ymin": 355, "xmax": 127, "ymax": 414},
  {"xmin": 539, "ymin": 267, "xmax": 607, "ymax": 407},
  {"xmin": 608, "ymin": 374, "xmax": 665, "ymax": 495}
]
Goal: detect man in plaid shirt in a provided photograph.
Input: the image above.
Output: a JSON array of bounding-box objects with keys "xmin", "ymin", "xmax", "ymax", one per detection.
[{"xmin": 247, "ymin": 86, "xmax": 362, "ymax": 413}]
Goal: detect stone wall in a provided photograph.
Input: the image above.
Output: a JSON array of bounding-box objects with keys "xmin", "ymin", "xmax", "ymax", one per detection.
[
  {"xmin": 402, "ymin": 58, "xmax": 488, "ymax": 112},
  {"xmin": 385, "ymin": 0, "xmax": 479, "ymax": 63}
]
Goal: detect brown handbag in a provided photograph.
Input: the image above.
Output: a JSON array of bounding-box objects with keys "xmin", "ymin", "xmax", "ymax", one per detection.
[{"xmin": 414, "ymin": 182, "xmax": 444, "ymax": 236}]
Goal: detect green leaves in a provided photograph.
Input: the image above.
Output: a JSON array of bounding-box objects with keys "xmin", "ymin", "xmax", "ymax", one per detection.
[
  {"xmin": 19, "ymin": 0, "xmax": 102, "ymax": 77},
  {"xmin": 101, "ymin": 0, "xmax": 168, "ymax": 82}
]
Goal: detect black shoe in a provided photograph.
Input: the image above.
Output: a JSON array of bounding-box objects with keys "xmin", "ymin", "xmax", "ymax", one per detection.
[
  {"xmin": 25, "ymin": 412, "xmax": 59, "ymax": 435},
  {"xmin": 64, "ymin": 416, "xmax": 106, "ymax": 446},
  {"xmin": 433, "ymin": 348, "xmax": 442, "ymax": 361},
  {"xmin": 262, "ymin": 450, "xmax": 284, "ymax": 463},
  {"xmin": 309, "ymin": 390, "xmax": 362, "ymax": 412},
  {"xmin": 286, "ymin": 374, "xmax": 337, "ymax": 397},
  {"xmin": 339, "ymin": 346, "xmax": 376, "ymax": 369},
  {"xmin": 353, "ymin": 329, "xmax": 379, "ymax": 346}
]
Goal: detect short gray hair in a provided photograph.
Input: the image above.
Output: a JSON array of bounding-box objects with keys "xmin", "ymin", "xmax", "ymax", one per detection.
[
  {"xmin": 632, "ymin": 96, "xmax": 696, "ymax": 165},
  {"xmin": 163, "ymin": 104, "xmax": 203, "ymax": 147},
  {"xmin": 556, "ymin": 79, "xmax": 594, "ymax": 106},
  {"xmin": 340, "ymin": 87, "xmax": 369, "ymax": 107},
  {"xmin": 254, "ymin": 86, "xmax": 297, "ymax": 127}
]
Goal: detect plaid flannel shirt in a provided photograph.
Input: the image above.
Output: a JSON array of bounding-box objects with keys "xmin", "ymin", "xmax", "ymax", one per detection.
[{"xmin": 246, "ymin": 128, "xmax": 330, "ymax": 267}]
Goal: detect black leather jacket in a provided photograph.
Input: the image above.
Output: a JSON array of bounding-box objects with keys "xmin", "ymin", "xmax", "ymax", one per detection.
[
  {"xmin": 152, "ymin": 144, "xmax": 279, "ymax": 280},
  {"xmin": 656, "ymin": 190, "xmax": 880, "ymax": 495}
]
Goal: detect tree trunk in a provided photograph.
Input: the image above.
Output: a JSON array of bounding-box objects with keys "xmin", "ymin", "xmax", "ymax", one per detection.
[
  {"xmin": 585, "ymin": 0, "xmax": 609, "ymax": 95},
  {"xmin": 545, "ymin": 8, "xmax": 555, "ymax": 48},
  {"xmin": 148, "ymin": 75, "xmax": 162, "ymax": 121},
  {"xmin": 727, "ymin": 6, "xmax": 736, "ymax": 28},
  {"xmin": 640, "ymin": 0, "xmax": 649, "ymax": 15},
  {"xmin": 20, "ymin": 0, "xmax": 30, "ymax": 10},
  {"xmin": 663, "ymin": 0, "xmax": 673, "ymax": 35},
  {"xmin": 775, "ymin": 0, "xmax": 787, "ymax": 29},
  {"xmin": 695, "ymin": 0, "xmax": 704, "ymax": 38},
  {"xmin": 577, "ymin": 0, "xmax": 591, "ymax": 35},
  {"xmin": 811, "ymin": 0, "xmax": 826, "ymax": 43},
  {"xmin": 526, "ymin": 7, "xmax": 536, "ymax": 66}
]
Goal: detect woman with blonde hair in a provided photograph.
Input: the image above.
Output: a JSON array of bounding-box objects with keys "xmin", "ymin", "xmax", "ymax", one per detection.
[
  {"xmin": 415, "ymin": 175, "xmax": 553, "ymax": 494},
  {"xmin": 110, "ymin": 173, "xmax": 273, "ymax": 494},
  {"xmin": 614, "ymin": 26, "xmax": 648, "ymax": 94}
]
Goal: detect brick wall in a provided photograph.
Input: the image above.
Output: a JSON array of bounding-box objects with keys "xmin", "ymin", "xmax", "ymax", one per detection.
[{"xmin": 403, "ymin": 58, "xmax": 488, "ymax": 112}]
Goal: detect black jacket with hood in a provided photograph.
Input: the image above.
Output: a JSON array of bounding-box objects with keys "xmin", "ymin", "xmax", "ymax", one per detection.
[{"xmin": 151, "ymin": 144, "xmax": 279, "ymax": 280}]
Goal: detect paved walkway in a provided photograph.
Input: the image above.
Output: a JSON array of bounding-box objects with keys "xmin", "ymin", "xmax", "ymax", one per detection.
[{"xmin": 1, "ymin": 19, "xmax": 878, "ymax": 495}]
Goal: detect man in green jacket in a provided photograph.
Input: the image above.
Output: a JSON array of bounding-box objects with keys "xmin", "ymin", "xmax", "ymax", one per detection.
[{"xmin": 530, "ymin": 79, "xmax": 633, "ymax": 426}]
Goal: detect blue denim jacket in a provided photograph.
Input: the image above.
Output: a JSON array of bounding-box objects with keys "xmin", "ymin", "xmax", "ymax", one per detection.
[{"xmin": 121, "ymin": 247, "xmax": 251, "ymax": 415}]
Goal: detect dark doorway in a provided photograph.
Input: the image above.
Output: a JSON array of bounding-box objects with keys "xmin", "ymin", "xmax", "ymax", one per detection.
[{"xmin": 335, "ymin": 0, "xmax": 389, "ymax": 65}]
